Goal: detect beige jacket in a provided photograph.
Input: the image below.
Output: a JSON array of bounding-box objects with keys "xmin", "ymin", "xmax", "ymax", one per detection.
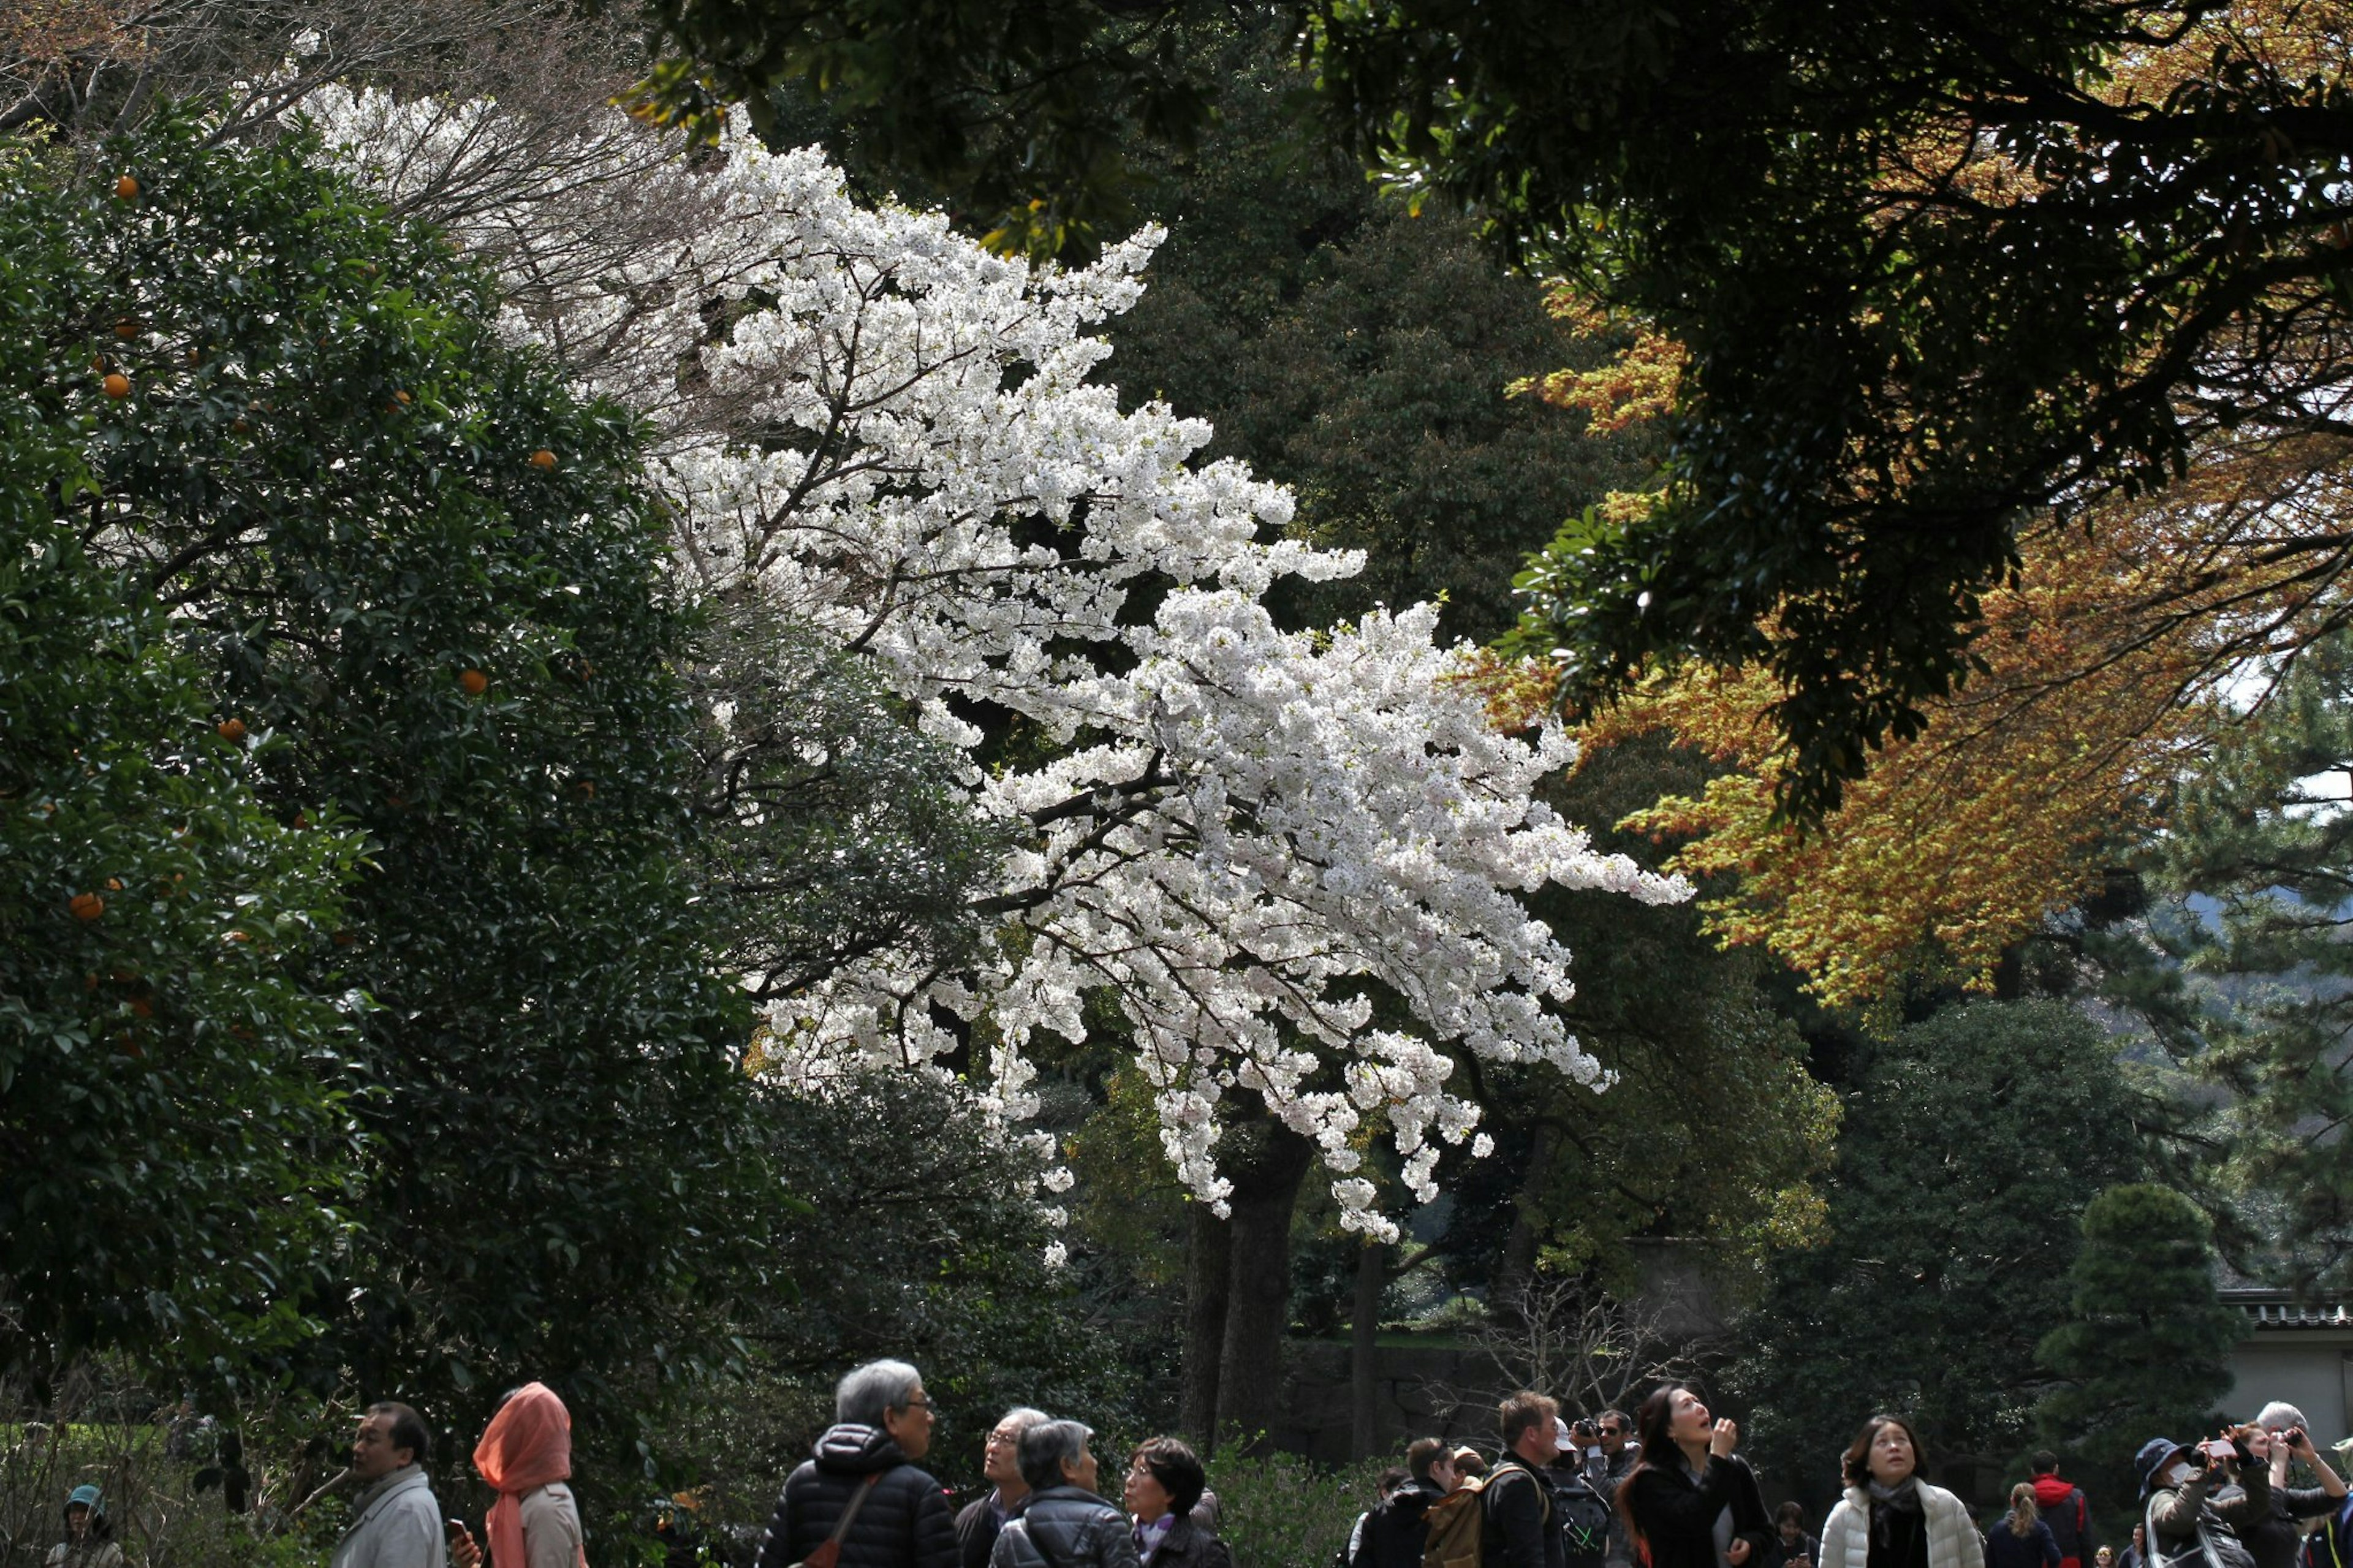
[{"xmin": 1821, "ymin": 1484, "xmax": 1984, "ymax": 1568}]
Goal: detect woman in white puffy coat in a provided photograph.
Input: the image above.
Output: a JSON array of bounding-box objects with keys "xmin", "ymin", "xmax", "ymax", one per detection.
[{"xmin": 1819, "ymin": 1417, "xmax": 1984, "ymax": 1568}]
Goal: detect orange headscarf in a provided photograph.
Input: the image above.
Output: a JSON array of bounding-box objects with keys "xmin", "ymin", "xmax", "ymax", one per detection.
[{"xmin": 474, "ymin": 1384, "xmax": 588, "ymax": 1568}]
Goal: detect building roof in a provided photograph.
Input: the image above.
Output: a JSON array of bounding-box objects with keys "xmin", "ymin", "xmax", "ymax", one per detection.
[{"xmin": 2222, "ymin": 1288, "xmax": 2353, "ymax": 1329}]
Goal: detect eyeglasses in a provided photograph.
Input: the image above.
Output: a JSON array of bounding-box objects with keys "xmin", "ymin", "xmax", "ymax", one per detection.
[{"xmin": 900, "ymin": 1398, "xmax": 933, "ymax": 1412}]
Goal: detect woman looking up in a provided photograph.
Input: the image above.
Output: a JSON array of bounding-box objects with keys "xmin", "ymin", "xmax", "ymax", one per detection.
[
  {"xmin": 1618, "ymin": 1387, "xmax": 1773, "ymax": 1568},
  {"xmin": 1817, "ymin": 1416, "xmax": 1982, "ymax": 1568}
]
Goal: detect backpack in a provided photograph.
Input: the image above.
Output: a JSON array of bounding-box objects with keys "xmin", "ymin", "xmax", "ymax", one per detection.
[
  {"xmin": 2042, "ymin": 1488, "xmax": 2088, "ymax": 1568},
  {"xmin": 1551, "ymin": 1475, "xmax": 1613, "ymax": 1567},
  {"xmin": 1422, "ymin": 1476, "xmax": 1491, "ymax": 1568}
]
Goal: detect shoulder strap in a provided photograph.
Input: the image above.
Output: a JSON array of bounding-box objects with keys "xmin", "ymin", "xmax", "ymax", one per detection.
[
  {"xmin": 790, "ymin": 1476, "xmax": 882, "ymax": 1568},
  {"xmin": 833, "ymin": 1477, "xmax": 882, "ymax": 1543}
]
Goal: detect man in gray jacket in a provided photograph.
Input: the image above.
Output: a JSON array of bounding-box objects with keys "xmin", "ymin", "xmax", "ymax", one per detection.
[{"xmin": 333, "ymin": 1403, "xmax": 450, "ymax": 1568}]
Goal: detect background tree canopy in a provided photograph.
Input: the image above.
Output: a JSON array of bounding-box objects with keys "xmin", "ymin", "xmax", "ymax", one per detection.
[{"xmin": 1730, "ymin": 999, "xmax": 2152, "ymax": 1507}]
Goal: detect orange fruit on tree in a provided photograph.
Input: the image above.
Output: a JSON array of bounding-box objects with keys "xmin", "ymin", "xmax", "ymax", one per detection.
[
  {"xmin": 115, "ymin": 173, "xmax": 138, "ymax": 200},
  {"xmin": 458, "ymin": 667, "xmax": 488, "ymax": 695},
  {"xmin": 217, "ymin": 718, "xmax": 246, "ymax": 741},
  {"xmin": 114, "ymin": 319, "xmax": 138, "ymax": 339},
  {"xmin": 102, "ymin": 372, "xmax": 129, "ymax": 399},
  {"xmin": 529, "ymin": 449, "xmax": 558, "ymax": 471},
  {"xmin": 69, "ymin": 892, "xmax": 105, "ymax": 920},
  {"xmin": 105, "ymin": 877, "xmax": 123, "ymax": 891},
  {"xmin": 393, "ymin": 389, "xmax": 412, "ymax": 405}
]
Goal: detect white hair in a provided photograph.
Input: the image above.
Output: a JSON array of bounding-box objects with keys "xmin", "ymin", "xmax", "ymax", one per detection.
[
  {"xmin": 2257, "ymin": 1402, "xmax": 2309, "ymax": 1434},
  {"xmin": 836, "ymin": 1359, "xmax": 923, "ymax": 1426}
]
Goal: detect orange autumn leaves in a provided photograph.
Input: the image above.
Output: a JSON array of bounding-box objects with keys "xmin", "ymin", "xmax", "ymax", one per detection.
[{"xmin": 1500, "ymin": 303, "xmax": 2353, "ymax": 1007}]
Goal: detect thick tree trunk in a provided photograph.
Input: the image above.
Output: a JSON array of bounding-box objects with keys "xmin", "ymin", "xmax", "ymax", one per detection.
[
  {"xmin": 1215, "ymin": 1122, "xmax": 1316, "ymax": 1453},
  {"xmin": 1181, "ymin": 1202, "xmax": 1232, "ymax": 1448},
  {"xmin": 1350, "ymin": 1238, "xmax": 1387, "ymax": 1459},
  {"xmin": 1492, "ymin": 1123, "xmax": 1559, "ymax": 1314}
]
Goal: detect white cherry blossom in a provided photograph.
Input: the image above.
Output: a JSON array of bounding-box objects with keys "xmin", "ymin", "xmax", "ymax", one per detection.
[{"xmin": 304, "ymin": 89, "xmax": 1690, "ymax": 1241}]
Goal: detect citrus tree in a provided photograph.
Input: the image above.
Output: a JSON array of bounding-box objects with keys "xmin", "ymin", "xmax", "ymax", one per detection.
[
  {"xmin": 2, "ymin": 113, "xmax": 777, "ymax": 1460},
  {"xmin": 0, "ymin": 154, "xmax": 361, "ymax": 1374}
]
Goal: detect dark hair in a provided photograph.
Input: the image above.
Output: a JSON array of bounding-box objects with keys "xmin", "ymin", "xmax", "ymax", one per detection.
[
  {"xmin": 1841, "ymin": 1414, "xmax": 1925, "ymax": 1489},
  {"xmin": 1618, "ymin": 1387, "xmax": 1691, "ymax": 1550},
  {"xmin": 1500, "ymin": 1390, "xmax": 1559, "ymax": 1451},
  {"xmin": 1376, "ymin": 1467, "xmax": 1409, "ymax": 1499},
  {"xmin": 1408, "ymin": 1437, "xmax": 1451, "ymax": 1485},
  {"xmin": 61, "ymin": 1504, "xmax": 113, "ymax": 1543},
  {"xmin": 2031, "ymin": 1450, "xmax": 2059, "ymax": 1476},
  {"xmin": 1599, "ymin": 1410, "xmax": 1631, "ymax": 1434},
  {"xmin": 1131, "ymin": 1436, "xmax": 1207, "ymax": 1515},
  {"xmin": 368, "ymin": 1401, "xmax": 431, "ymax": 1468},
  {"xmin": 1776, "ymin": 1502, "xmax": 1806, "ymax": 1529},
  {"xmin": 1454, "ymin": 1450, "xmax": 1488, "ymax": 1478}
]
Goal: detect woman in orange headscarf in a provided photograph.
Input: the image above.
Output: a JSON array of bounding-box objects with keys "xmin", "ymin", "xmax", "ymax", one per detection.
[{"xmin": 454, "ymin": 1384, "xmax": 588, "ymax": 1568}]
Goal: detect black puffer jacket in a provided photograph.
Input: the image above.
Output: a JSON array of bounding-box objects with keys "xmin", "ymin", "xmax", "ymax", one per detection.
[
  {"xmin": 754, "ymin": 1425, "xmax": 959, "ymax": 1568},
  {"xmin": 988, "ymin": 1488, "xmax": 1142, "ymax": 1568}
]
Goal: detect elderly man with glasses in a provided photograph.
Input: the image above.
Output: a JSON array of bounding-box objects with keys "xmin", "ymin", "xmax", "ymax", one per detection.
[
  {"xmin": 756, "ymin": 1360, "xmax": 960, "ymax": 1568},
  {"xmin": 957, "ymin": 1409, "xmax": 1050, "ymax": 1568}
]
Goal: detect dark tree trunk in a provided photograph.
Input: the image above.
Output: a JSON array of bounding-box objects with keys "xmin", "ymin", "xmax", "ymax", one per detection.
[
  {"xmin": 1181, "ymin": 1202, "xmax": 1232, "ymax": 1448},
  {"xmin": 1350, "ymin": 1238, "xmax": 1386, "ymax": 1458},
  {"xmin": 1215, "ymin": 1121, "xmax": 1316, "ymax": 1453},
  {"xmin": 1491, "ymin": 1122, "xmax": 1558, "ymax": 1315}
]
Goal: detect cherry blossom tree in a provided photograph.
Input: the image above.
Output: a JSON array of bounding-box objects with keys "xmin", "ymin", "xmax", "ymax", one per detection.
[{"xmin": 305, "ymin": 88, "xmax": 1689, "ymax": 1241}]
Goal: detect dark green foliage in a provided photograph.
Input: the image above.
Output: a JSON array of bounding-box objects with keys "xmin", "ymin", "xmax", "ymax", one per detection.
[
  {"xmin": 1311, "ymin": 0, "xmax": 2353, "ymax": 818},
  {"xmin": 637, "ymin": 0, "xmax": 1225, "ymax": 257},
  {"xmin": 0, "ymin": 205, "xmax": 363, "ymax": 1371},
  {"xmin": 1110, "ymin": 23, "xmax": 1655, "ymax": 645},
  {"xmin": 1424, "ymin": 733, "xmax": 1837, "ymax": 1291},
  {"xmin": 2095, "ymin": 633, "xmax": 2353, "ymax": 1292},
  {"xmin": 689, "ymin": 607, "xmax": 1007, "ymax": 1002},
  {"xmin": 0, "ymin": 111, "xmax": 778, "ymax": 1474},
  {"xmin": 2037, "ymin": 1184, "xmax": 2238, "ymax": 1484},
  {"xmin": 1732, "ymin": 1000, "xmax": 2152, "ymax": 1504}
]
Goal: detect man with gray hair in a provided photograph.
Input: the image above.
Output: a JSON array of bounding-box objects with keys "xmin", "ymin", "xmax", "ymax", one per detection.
[
  {"xmin": 755, "ymin": 1359, "xmax": 959, "ymax": 1568},
  {"xmin": 2234, "ymin": 1406, "xmax": 2347, "ymax": 1568},
  {"xmin": 957, "ymin": 1409, "xmax": 1050, "ymax": 1568},
  {"xmin": 989, "ymin": 1421, "xmax": 1139, "ymax": 1568}
]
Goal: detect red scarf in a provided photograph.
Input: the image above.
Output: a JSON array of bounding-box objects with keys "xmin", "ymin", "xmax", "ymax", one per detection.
[{"xmin": 474, "ymin": 1385, "xmax": 586, "ymax": 1568}]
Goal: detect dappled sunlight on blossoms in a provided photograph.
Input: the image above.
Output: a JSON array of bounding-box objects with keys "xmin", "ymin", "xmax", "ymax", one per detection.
[{"xmin": 309, "ymin": 90, "xmax": 1688, "ymax": 1241}]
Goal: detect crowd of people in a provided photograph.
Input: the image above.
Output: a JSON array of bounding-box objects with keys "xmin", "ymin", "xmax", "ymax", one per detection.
[
  {"xmin": 1333, "ymin": 1390, "xmax": 2353, "ymax": 1568},
  {"xmin": 31, "ymin": 1370, "xmax": 2353, "ymax": 1568}
]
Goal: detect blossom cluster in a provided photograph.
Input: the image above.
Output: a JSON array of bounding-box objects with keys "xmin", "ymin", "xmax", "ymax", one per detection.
[{"xmin": 305, "ymin": 89, "xmax": 1690, "ymax": 1240}]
